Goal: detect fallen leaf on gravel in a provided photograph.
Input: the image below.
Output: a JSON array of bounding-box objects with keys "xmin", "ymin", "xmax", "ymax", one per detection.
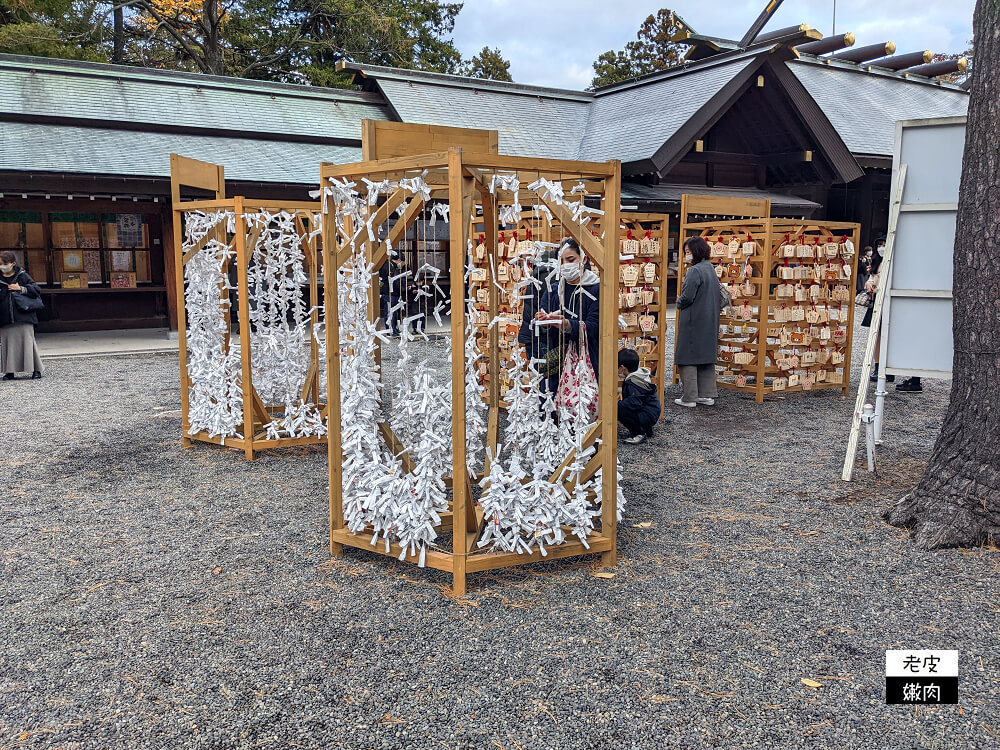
[
  {"xmin": 650, "ymin": 695, "xmax": 677, "ymax": 703},
  {"xmin": 800, "ymin": 678, "xmax": 824, "ymax": 688},
  {"xmin": 633, "ymin": 522, "xmax": 653, "ymax": 529},
  {"xmin": 212, "ymin": 567, "xmax": 222, "ymax": 575},
  {"xmin": 592, "ymin": 572, "xmax": 615, "ymax": 579}
]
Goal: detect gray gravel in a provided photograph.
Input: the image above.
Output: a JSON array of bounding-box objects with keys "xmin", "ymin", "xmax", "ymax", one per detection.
[{"xmin": 2, "ymin": 322, "xmax": 998, "ymax": 749}]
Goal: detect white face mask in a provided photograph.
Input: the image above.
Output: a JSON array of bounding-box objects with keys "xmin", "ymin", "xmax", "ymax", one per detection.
[
  {"xmin": 0, "ymin": 263, "xmax": 14, "ymax": 274},
  {"xmin": 684, "ymin": 253, "xmax": 693, "ymax": 264},
  {"xmin": 560, "ymin": 262, "xmax": 582, "ymax": 282},
  {"xmin": 876, "ymin": 245, "xmax": 884, "ymax": 256}
]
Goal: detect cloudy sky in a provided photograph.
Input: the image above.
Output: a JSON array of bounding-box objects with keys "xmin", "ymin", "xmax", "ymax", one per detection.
[{"xmin": 452, "ymin": 0, "xmax": 975, "ymax": 89}]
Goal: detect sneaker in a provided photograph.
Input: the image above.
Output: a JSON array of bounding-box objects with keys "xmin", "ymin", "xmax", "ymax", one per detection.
[
  {"xmin": 870, "ymin": 369, "xmax": 894, "ymax": 383},
  {"xmin": 674, "ymin": 398, "xmax": 696, "ymax": 408},
  {"xmin": 695, "ymin": 397, "xmax": 715, "ymax": 405},
  {"xmin": 645, "ymin": 426, "xmax": 654, "ymax": 438},
  {"xmin": 2, "ymin": 373, "xmax": 13, "ymax": 381},
  {"xmin": 623, "ymin": 433, "xmax": 646, "ymax": 444},
  {"xmin": 31, "ymin": 371, "xmax": 41, "ymax": 379},
  {"xmin": 896, "ymin": 377, "xmax": 923, "ymax": 393}
]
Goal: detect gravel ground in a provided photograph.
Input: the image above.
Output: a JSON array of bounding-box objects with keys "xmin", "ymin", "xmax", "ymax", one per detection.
[{"xmin": 2, "ymin": 322, "xmax": 998, "ymax": 749}]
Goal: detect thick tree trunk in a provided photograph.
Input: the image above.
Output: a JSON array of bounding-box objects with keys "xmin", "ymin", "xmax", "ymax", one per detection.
[
  {"xmin": 202, "ymin": 0, "xmax": 225, "ymax": 75},
  {"xmin": 884, "ymin": 0, "xmax": 1000, "ymax": 548},
  {"xmin": 113, "ymin": 5, "xmax": 125, "ymax": 64}
]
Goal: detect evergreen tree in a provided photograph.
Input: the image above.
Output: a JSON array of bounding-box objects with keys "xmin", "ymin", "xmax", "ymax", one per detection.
[
  {"xmin": 460, "ymin": 45, "xmax": 512, "ymax": 81},
  {"xmin": 590, "ymin": 8, "xmax": 690, "ymax": 89}
]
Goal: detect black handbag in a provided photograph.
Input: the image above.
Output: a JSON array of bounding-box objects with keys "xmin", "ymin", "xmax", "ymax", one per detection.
[
  {"xmin": 13, "ymin": 293, "xmax": 44, "ymax": 312},
  {"xmin": 540, "ymin": 343, "xmax": 565, "ymax": 378}
]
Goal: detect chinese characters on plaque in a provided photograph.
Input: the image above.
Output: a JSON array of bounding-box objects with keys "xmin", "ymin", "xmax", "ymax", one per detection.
[{"xmin": 886, "ymin": 650, "xmax": 958, "ymax": 704}]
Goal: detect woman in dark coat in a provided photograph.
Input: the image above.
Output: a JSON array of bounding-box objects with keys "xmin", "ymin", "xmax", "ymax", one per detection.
[
  {"xmin": 0, "ymin": 250, "xmax": 44, "ymax": 380},
  {"xmin": 529, "ymin": 238, "xmax": 600, "ymax": 394},
  {"xmin": 674, "ymin": 236, "xmax": 720, "ymax": 407}
]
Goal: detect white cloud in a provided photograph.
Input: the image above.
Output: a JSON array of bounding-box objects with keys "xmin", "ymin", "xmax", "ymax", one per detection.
[{"xmin": 451, "ymin": 0, "xmax": 975, "ymax": 89}]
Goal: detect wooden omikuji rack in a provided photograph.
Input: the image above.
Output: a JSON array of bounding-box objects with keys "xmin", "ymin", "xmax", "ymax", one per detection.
[
  {"xmin": 465, "ymin": 210, "xmax": 670, "ymax": 414},
  {"xmin": 170, "ymin": 154, "xmax": 325, "ymax": 459},
  {"xmin": 322, "ymin": 148, "xmax": 621, "ymax": 596},
  {"xmin": 676, "ymin": 194, "xmax": 861, "ymax": 403},
  {"xmin": 607, "ymin": 214, "xmax": 670, "ymax": 416}
]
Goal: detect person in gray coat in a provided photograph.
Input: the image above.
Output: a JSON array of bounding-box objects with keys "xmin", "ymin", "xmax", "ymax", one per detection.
[{"xmin": 674, "ymin": 236, "xmax": 720, "ymax": 407}]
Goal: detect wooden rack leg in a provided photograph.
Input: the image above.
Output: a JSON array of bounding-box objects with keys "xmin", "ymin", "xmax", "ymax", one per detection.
[
  {"xmin": 233, "ymin": 197, "xmax": 255, "ymax": 461},
  {"xmin": 600, "ymin": 160, "xmax": 621, "ymax": 568}
]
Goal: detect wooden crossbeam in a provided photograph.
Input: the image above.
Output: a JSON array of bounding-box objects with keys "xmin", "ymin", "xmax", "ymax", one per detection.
[
  {"xmin": 373, "ymin": 197, "xmax": 426, "ymax": 269},
  {"xmin": 547, "ymin": 422, "xmax": 603, "ymax": 484},
  {"xmin": 368, "ymin": 189, "xmax": 408, "ymax": 256},
  {"xmin": 181, "ymin": 229, "xmax": 219, "ymax": 266},
  {"xmin": 378, "ymin": 422, "xmax": 416, "ymax": 474}
]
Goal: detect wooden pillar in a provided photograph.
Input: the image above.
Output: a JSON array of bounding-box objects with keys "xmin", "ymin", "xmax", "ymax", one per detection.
[
  {"xmin": 841, "ymin": 224, "xmax": 861, "ymax": 394},
  {"xmin": 447, "ymin": 148, "xmax": 471, "ymax": 595},
  {"xmin": 170, "ymin": 181, "xmax": 192, "ymax": 448},
  {"xmin": 600, "ymin": 160, "xmax": 621, "ymax": 567},
  {"xmin": 447, "ymin": 148, "xmax": 471, "ymax": 596},
  {"xmin": 756, "ymin": 220, "xmax": 774, "ymax": 403},
  {"xmin": 325, "ymin": 200, "xmax": 344, "ymax": 557},
  {"xmin": 161, "ymin": 204, "xmax": 179, "ymax": 332},
  {"xmin": 232, "ymin": 197, "xmax": 255, "ymax": 461}
]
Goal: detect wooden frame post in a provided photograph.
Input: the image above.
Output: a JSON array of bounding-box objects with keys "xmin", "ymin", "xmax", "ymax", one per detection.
[
  {"xmin": 324, "ymin": 198, "xmax": 345, "ymax": 558},
  {"xmin": 170, "ymin": 154, "xmax": 225, "ymax": 448},
  {"xmin": 448, "ymin": 147, "xmax": 471, "ymax": 596},
  {"xmin": 600, "ymin": 160, "xmax": 621, "ymax": 567},
  {"xmin": 232, "ymin": 197, "xmax": 255, "ymax": 460}
]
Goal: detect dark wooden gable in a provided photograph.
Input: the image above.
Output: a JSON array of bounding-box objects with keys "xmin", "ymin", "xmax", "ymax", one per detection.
[{"xmin": 648, "ymin": 59, "xmax": 863, "ymax": 189}]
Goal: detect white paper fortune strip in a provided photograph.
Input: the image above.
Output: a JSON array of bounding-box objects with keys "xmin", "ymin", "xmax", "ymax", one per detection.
[{"xmin": 182, "ymin": 210, "xmax": 243, "ymax": 440}]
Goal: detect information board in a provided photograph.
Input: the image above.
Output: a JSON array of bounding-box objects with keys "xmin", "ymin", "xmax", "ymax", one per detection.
[{"xmin": 882, "ymin": 117, "xmax": 966, "ymax": 378}]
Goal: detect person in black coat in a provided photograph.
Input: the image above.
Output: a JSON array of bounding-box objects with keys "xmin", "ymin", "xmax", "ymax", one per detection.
[
  {"xmin": 530, "ymin": 238, "xmax": 600, "ymax": 394},
  {"xmin": 0, "ymin": 251, "xmax": 44, "ymax": 380},
  {"xmin": 386, "ymin": 255, "xmax": 408, "ymax": 335},
  {"xmin": 617, "ymin": 348, "xmax": 660, "ymax": 444},
  {"xmin": 517, "ymin": 249, "xmax": 556, "ymax": 362}
]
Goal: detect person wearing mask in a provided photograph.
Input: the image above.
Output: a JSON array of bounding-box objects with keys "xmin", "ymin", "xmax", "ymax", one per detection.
[
  {"xmin": 0, "ymin": 250, "xmax": 44, "ymax": 380},
  {"xmin": 674, "ymin": 236, "xmax": 721, "ymax": 407},
  {"xmin": 533, "ymin": 238, "xmax": 600, "ymax": 394}
]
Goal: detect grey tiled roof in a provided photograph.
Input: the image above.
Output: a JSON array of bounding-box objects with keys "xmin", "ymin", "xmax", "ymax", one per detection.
[
  {"xmin": 372, "ymin": 77, "xmax": 591, "ymax": 159},
  {"xmin": 0, "ymin": 121, "xmax": 361, "ymax": 183},
  {"xmin": 789, "ymin": 59, "xmax": 968, "ymax": 156},
  {"xmin": 581, "ymin": 56, "xmax": 757, "ymax": 162},
  {"xmin": 0, "ymin": 53, "xmax": 389, "ymax": 142}
]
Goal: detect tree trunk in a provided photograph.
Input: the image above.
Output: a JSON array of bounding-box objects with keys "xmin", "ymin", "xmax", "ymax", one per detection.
[
  {"xmin": 203, "ymin": 0, "xmax": 225, "ymax": 75},
  {"xmin": 884, "ymin": 0, "xmax": 1000, "ymax": 548},
  {"xmin": 113, "ymin": 5, "xmax": 125, "ymax": 64}
]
